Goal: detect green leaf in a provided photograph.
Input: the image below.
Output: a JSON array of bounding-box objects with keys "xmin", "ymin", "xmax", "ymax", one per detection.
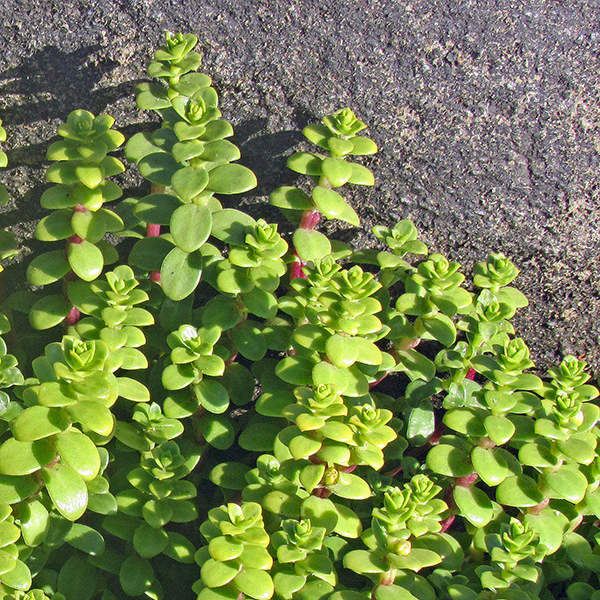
[
  {"xmin": 20, "ymin": 499, "xmax": 49, "ymax": 547},
  {"xmin": 172, "ymin": 139, "xmax": 206, "ymax": 162},
  {"xmin": 484, "ymin": 415, "xmax": 515, "ymax": 446},
  {"xmin": 293, "ymin": 229, "xmax": 332, "ymax": 262},
  {"xmin": 201, "ymin": 559, "xmax": 239, "ymax": 588},
  {"xmin": 0, "ymin": 474, "xmax": 38, "ymax": 504},
  {"xmin": 68, "ymin": 240, "xmax": 104, "ymax": 281},
  {"xmin": 194, "ymin": 379, "xmax": 230, "ymax": 414},
  {"xmin": 374, "ymin": 587, "xmax": 417, "ymax": 600},
  {"xmin": 326, "ymin": 334, "xmax": 359, "ymax": 368},
  {"xmin": 142, "ymin": 500, "xmax": 173, "ymax": 529},
  {"xmin": 302, "ymin": 123, "xmax": 331, "ymax": 147},
  {"xmin": 471, "ymin": 446, "xmax": 508, "ymax": 486},
  {"xmin": 242, "ymin": 287, "xmax": 278, "ymax": 319},
  {"xmin": 312, "ymin": 187, "xmax": 359, "ymax": 225},
  {"xmin": 136, "ymin": 83, "xmax": 172, "ymax": 110},
  {"xmin": 233, "ymin": 568, "xmax": 274, "ymax": 600},
  {"xmin": 544, "ymin": 466, "xmax": 588, "ymax": 503},
  {"xmin": 42, "ymin": 463, "xmax": 88, "ymax": 521},
  {"xmin": 71, "ymin": 210, "xmax": 105, "ymax": 242},
  {"xmin": 312, "ymin": 361, "xmax": 369, "ymax": 397},
  {"xmin": 202, "ymin": 296, "xmax": 244, "ymax": 330},
  {"xmin": 329, "ymin": 471, "xmax": 371, "ymax": 500},
  {"xmin": 270, "ymin": 186, "xmax": 313, "ymax": 210},
  {"xmin": 161, "ymin": 247, "xmax": 203, "ymax": 301},
  {"xmin": 134, "ymin": 522, "xmax": 169, "ymax": 558},
  {"xmin": 64, "ymin": 523, "xmax": 105, "ymax": 555},
  {"xmin": 200, "ymin": 139, "xmax": 241, "ymax": 162},
  {"xmin": 453, "ymin": 484, "xmax": 494, "ymax": 527},
  {"xmin": 12, "ymin": 406, "xmax": 70, "ymax": 441},
  {"xmin": 116, "ymin": 377, "xmax": 150, "ymax": 402},
  {"xmin": 425, "ymin": 443, "xmax": 472, "ymax": 478},
  {"xmin": 343, "ymin": 549, "xmax": 387, "ymax": 574},
  {"xmin": 395, "ymin": 349, "xmax": 436, "ymax": 381},
  {"xmin": 170, "ymin": 203, "xmax": 212, "ymax": 252},
  {"xmin": 333, "ymin": 502, "xmax": 363, "ymax": 538},
  {"xmin": 211, "ymin": 209, "xmax": 256, "ymax": 245},
  {"xmin": 406, "ymin": 399, "xmax": 435, "ymax": 445},
  {"xmin": 209, "ymin": 462, "xmax": 250, "ymax": 490},
  {"xmin": 129, "ymin": 236, "xmax": 174, "ymax": 271},
  {"xmin": 443, "ymin": 408, "xmax": 486, "ymax": 437},
  {"xmin": 35, "ymin": 210, "xmax": 74, "ymax": 241},
  {"xmin": 421, "ymin": 313, "xmax": 456, "ymax": 346},
  {"xmin": 524, "ymin": 508, "xmax": 568, "ymax": 554},
  {"xmin": 275, "ymin": 356, "xmax": 316, "ymax": 386},
  {"xmin": 75, "ymin": 163, "xmax": 104, "ymax": 189},
  {"xmin": 0, "ymin": 438, "xmax": 56, "ymax": 476},
  {"xmin": 56, "ymin": 429, "xmax": 101, "ymax": 481},
  {"xmin": 207, "ymin": 164, "xmax": 257, "ymax": 194},
  {"xmin": 2, "ymin": 559, "xmax": 32, "ymax": 592},
  {"xmin": 171, "ymin": 166, "xmax": 209, "ymax": 201},
  {"xmin": 29, "ymin": 295, "xmax": 71, "ymax": 330},
  {"xmin": 350, "ymin": 136, "xmax": 378, "ymax": 155},
  {"xmin": 347, "ymin": 163, "xmax": 375, "ymax": 185},
  {"xmin": 395, "ymin": 293, "xmax": 430, "ymax": 316},
  {"xmin": 139, "ymin": 152, "xmax": 180, "ymax": 186},
  {"xmin": 557, "ymin": 433, "xmax": 597, "ymax": 465},
  {"xmin": 126, "ymin": 132, "xmax": 161, "ymax": 163},
  {"xmin": 321, "ymin": 158, "xmax": 353, "ymax": 187},
  {"xmin": 287, "ymin": 152, "xmax": 323, "ymax": 175},
  {"xmin": 119, "ymin": 555, "xmax": 155, "ymax": 596},
  {"xmin": 301, "ymin": 495, "xmax": 338, "ymax": 532},
  {"xmin": 134, "ymin": 193, "xmax": 183, "ymax": 225},
  {"xmin": 495, "ymin": 475, "xmax": 543, "ymax": 507},
  {"xmin": 164, "ymin": 531, "xmax": 196, "ymax": 563},
  {"xmin": 231, "ymin": 321, "xmax": 267, "ymax": 361},
  {"xmin": 199, "ymin": 414, "xmax": 235, "ymax": 450},
  {"xmin": 220, "ymin": 363, "xmax": 256, "ymax": 406},
  {"xmin": 66, "ymin": 401, "xmax": 114, "ymax": 437}
]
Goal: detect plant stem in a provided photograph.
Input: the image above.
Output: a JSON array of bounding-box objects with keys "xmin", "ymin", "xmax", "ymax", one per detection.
[
  {"xmin": 290, "ymin": 209, "xmax": 321, "ymax": 280},
  {"xmin": 147, "ymin": 183, "xmax": 165, "ymax": 283},
  {"xmin": 146, "ymin": 223, "xmax": 162, "ymax": 283},
  {"xmin": 62, "ymin": 205, "xmax": 88, "ymax": 328},
  {"xmin": 526, "ymin": 498, "xmax": 550, "ymax": 515}
]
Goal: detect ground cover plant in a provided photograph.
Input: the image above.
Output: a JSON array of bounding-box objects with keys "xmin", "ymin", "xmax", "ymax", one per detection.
[{"xmin": 0, "ymin": 31, "xmax": 598, "ymax": 600}]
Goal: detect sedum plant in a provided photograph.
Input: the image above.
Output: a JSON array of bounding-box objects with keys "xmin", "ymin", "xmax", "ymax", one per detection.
[{"xmin": 0, "ymin": 31, "xmax": 597, "ymax": 600}]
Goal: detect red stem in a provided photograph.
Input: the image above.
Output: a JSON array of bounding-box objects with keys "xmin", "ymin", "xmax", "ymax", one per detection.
[
  {"xmin": 465, "ymin": 367, "xmax": 476, "ymax": 380},
  {"xmin": 454, "ymin": 472, "xmax": 478, "ymax": 487},
  {"xmin": 146, "ymin": 223, "xmax": 162, "ymax": 283},
  {"xmin": 440, "ymin": 514, "xmax": 456, "ymax": 532},
  {"xmin": 290, "ymin": 209, "xmax": 322, "ymax": 280},
  {"xmin": 64, "ymin": 306, "xmax": 81, "ymax": 327},
  {"xmin": 62, "ymin": 205, "xmax": 89, "ymax": 328},
  {"xmin": 290, "ymin": 250, "xmax": 306, "ymax": 280},
  {"xmin": 299, "ymin": 210, "xmax": 321, "ymax": 230}
]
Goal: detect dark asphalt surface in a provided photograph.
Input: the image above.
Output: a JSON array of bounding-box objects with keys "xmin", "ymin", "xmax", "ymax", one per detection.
[{"xmin": 0, "ymin": 0, "xmax": 599, "ymax": 373}]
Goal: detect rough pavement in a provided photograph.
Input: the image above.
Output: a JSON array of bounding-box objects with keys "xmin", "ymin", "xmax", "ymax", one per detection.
[{"xmin": 0, "ymin": 0, "xmax": 598, "ymax": 374}]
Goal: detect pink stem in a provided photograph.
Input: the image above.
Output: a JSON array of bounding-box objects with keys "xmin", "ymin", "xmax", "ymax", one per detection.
[
  {"xmin": 62, "ymin": 206, "xmax": 88, "ymax": 328},
  {"xmin": 440, "ymin": 514, "xmax": 456, "ymax": 532},
  {"xmin": 290, "ymin": 250, "xmax": 306, "ymax": 280},
  {"xmin": 465, "ymin": 367, "xmax": 476, "ymax": 380},
  {"xmin": 64, "ymin": 306, "xmax": 81, "ymax": 327},
  {"xmin": 146, "ymin": 223, "xmax": 162, "ymax": 283},
  {"xmin": 299, "ymin": 210, "xmax": 321, "ymax": 230},
  {"xmin": 290, "ymin": 210, "xmax": 322, "ymax": 280},
  {"xmin": 454, "ymin": 472, "xmax": 478, "ymax": 487}
]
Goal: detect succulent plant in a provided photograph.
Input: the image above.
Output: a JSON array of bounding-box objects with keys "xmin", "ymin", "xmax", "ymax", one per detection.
[{"xmin": 0, "ymin": 31, "xmax": 595, "ymax": 600}]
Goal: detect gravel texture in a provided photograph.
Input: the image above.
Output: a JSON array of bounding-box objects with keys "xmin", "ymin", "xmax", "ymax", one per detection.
[{"xmin": 0, "ymin": 0, "xmax": 599, "ymax": 374}]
